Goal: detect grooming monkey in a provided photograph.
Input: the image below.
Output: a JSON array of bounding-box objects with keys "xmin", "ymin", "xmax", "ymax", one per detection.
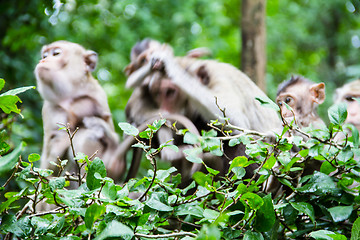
[{"xmin": 123, "ymin": 39, "xmax": 281, "ymax": 181}]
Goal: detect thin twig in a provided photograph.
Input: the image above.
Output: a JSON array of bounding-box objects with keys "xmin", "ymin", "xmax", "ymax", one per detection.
[
  {"xmin": 134, "ymin": 231, "xmax": 197, "ymax": 238},
  {"xmin": 2, "ymin": 157, "xmax": 21, "ymax": 188},
  {"xmin": 139, "ymin": 155, "xmax": 157, "ymax": 201},
  {"xmin": 60, "ymin": 122, "xmax": 82, "ymax": 186}
]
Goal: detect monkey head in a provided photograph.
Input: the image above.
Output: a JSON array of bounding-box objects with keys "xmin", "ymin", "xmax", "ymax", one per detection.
[
  {"xmin": 35, "ymin": 40, "xmax": 98, "ymax": 103},
  {"xmin": 335, "ymin": 80, "xmax": 360, "ymax": 129},
  {"xmin": 276, "ymin": 76, "xmax": 325, "ymax": 127},
  {"xmin": 125, "ymin": 39, "xmax": 174, "ymax": 77}
]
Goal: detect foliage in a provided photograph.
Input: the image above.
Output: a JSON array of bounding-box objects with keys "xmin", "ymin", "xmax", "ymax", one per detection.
[{"xmin": 1, "ymin": 92, "xmax": 360, "ymax": 239}]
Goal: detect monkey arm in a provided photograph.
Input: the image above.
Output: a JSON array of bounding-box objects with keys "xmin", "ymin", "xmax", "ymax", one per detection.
[
  {"xmin": 125, "ymin": 60, "xmax": 153, "ymax": 89},
  {"xmin": 150, "ymin": 52, "xmax": 225, "ymax": 124}
]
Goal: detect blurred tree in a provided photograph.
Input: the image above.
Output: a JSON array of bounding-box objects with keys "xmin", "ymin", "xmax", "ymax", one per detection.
[{"xmin": 241, "ymin": 0, "xmax": 267, "ymax": 91}]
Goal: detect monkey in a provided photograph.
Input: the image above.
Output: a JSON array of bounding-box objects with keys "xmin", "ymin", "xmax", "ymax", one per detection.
[
  {"xmin": 123, "ymin": 39, "xmax": 214, "ymax": 182},
  {"xmin": 334, "ymin": 79, "xmax": 360, "ymax": 131},
  {"xmin": 122, "ymin": 39, "xmax": 281, "ymax": 183},
  {"xmin": 35, "ymin": 40, "xmax": 124, "ymax": 183},
  {"xmin": 126, "ymin": 40, "xmax": 281, "ymax": 132},
  {"xmin": 264, "ymin": 76, "xmax": 327, "ymax": 197},
  {"xmin": 276, "ymin": 75, "xmax": 326, "ymax": 128}
]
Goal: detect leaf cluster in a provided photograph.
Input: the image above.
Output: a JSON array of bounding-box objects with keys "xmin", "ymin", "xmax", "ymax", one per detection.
[{"xmin": 1, "ymin": 85, "xmax": 360, "ymax": 239}]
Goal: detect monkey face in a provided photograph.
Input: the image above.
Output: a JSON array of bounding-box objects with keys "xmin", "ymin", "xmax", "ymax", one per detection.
[
  {"xmin": 343, "ymin": 93, "xmax": 360, "ymax": 128},
  {"xmin": 35, "ymin": 41, "xmax": 98, "ymax": 103},
  {"xmin": 276, "ymin": 94, "xmax": 296, "ymax": 119},
  {"xmin": 150, "ymin": 78, "xmax": 187, "ymax": 114}
]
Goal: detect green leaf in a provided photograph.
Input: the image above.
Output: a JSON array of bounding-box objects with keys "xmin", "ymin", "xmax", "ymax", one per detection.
[
  {"xmin": 290, "ymin": 202, "xmax": 315, "ymax": 223},
  {"xmin": 203, "ymin": 209, "xmax": 220, "ymax": 222},
  {"xmin": 320, "ymin": 161, "xmax": 337, "ymax": 175},
  {"xmin": 145, "ymin": 194, "xmax": 173, "ymax": 212},
  {"xmin": 49, "ymin": 177, "xmax": 66, "ymax": 191},
  {"xmin": 31, "ymin": 217, "xmax": 50, "ymax": 235},
  {"xmin": 184, "ymin": 147, "xmax": 203, "ymax": 164},
  {"xmin": 193, "ymin": 171, "xmax": 212, "ymax": 187},
  {"xmin": 0, "ymin": 95, "xmax": 21, "ymax": 114},
  {"xmin": 152, "ymin": 118, "xmax": 166, "ymax": 130},
  {"xmin": 85, "ymin": 203, "xmax": 106, "ymax": 229},
  {"xmin": 232, "ymin": 167, "xmax": 246, "ymax": 180},
  {"xmin": 95, "ymin": 220, "xmax": 133, "ymax": 240},
  {"xmin": 0, "ymin": 78, "xmax": 5, "ymax": 91},
  {"xmin": 310, "ymin": 230, "xmax": 346, "ymax": 240},
  {"xmin": 184, "ymin": 131, "xmax": 199, "ymax": 144},
  {"xmin": 299, "ymin": 149, "xmax": 309, "ymax": 158},
  {"xmin": 0, "ymin": 141, "xmax": 25, "ymax": 175},
  {"xmin": 33, "ymin": 167, "xmax": 52, "ymax": 177},
  {"xmin": 139, "ymin": 128, "xmax": 153, "ymax": 139},
  {"xmin": 328, "ymin": 205, "xmax": 353, "ymax": 222},
  {"xmin": 255, "ymin": 96, "xmax": 280, "ymax": 112},
  {"xmin": 351, "ymin": 217, "xmax": 360, "ymax": 240},
  {"xmin": 254, "ymin": 194, "xmax": 276, "ymax": 232},
  {"xmin": 102, "ymin": 181, "xmax": 118, "ymax": 201},
  {"xmin": 205, "ymin": 165, "xmax": 220, "ymax": 176},
  {"xmin": 28, "ymin": 153, "xmax": 40, "ymax": 163},
  {"xmin": 156, "ymin": 167, "xmax": 177, "ymax": 181},
  {"xmin": 263, "ymin": 155, "xmax": 276, "ymax": 170},
  {"xmin": 197, "ymin": 225, "xmax": 221, "ymax": 240},
  {"xmin": 243, "ymin": 230, "xmax": 264, "ymax": 240},
  {"xmin": 328, "ymin": 103, "xmax": 347, "ymax": 125},
  {"xmin": 229, "ymin": 156, "xmax": 249, "ymax": 174},
  {"xmin": 86, "ymin": 157, "xmax": 107, "ymax": 190},
  {"xmin": 2, "ymin": 86, "xmax": 35, "ymax": 96},
  {"xmin": 118, "ymin": 122, "xmax": 139, "ymax": 136},
  {"xmin": 240, "ymin": 192, "xmax": 264, "ymax": 210},
  {"xmin": 297, "ymin": 171, "xmax": 337, "ymax": 195}
]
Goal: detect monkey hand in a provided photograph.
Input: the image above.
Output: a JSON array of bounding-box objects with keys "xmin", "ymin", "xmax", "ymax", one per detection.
[{"xmin": 83, "ymin": 117, "xmax": 107, "ymax": 139}]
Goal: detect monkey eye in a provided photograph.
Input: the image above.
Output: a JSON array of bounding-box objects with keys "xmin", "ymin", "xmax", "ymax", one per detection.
[
  {"xmin": 285, "ymin": 97, "xmax": 293, "ymax": 104},
  {"xmin": 42, "ymin": 51, "xmax": 49, "ymax": 59},
  {"xmin": 52, "ymin": 48, "xmax": 62, "ymax": 56},
  {"xmin": 345, "ymin": 95, "xmax": 354, "ymax": 102},
  {"xmin": 277, "ymin": 101, "xmax": 283, "ymax": 106},
  {"xmin": 139, "ymin": 56, "xmax": 147, "ymax": 65}
]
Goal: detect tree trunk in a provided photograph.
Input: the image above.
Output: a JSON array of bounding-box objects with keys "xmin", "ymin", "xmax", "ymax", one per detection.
[{"xmin": 241, "ymin": 0, "xmax": 267, "ymax": 92}]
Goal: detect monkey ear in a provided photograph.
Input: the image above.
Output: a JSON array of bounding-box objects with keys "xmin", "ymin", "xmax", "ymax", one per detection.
[
  {"xmin": 310, "ymin": 82, "xmax": 325, "ymax": 104},
  {"xmin": 84, "ymin": 50, "xmax": 98, "ymax": 72}
]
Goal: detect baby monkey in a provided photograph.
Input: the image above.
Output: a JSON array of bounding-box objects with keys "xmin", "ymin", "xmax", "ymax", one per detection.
[{"xmin": 276, "ymin": 75, "xmax": 326, "ymax": 128}]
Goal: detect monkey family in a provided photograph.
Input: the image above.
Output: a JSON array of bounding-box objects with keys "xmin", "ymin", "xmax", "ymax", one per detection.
[{"xmin": 34, "ymin": 40, "xmax": 360, "ymax": 198}]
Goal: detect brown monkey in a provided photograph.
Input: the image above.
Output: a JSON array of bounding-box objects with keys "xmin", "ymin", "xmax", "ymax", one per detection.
[
  {"xmin": 35, "ymin": 40, "xmax": 124, "ymax": 181},
  {"xmin": 126, "ymin": 40, "xmax": 281, "ymax": 132},
  {"xmin": 334, "ymin": 79, "xmax": 360, "ymax": 130},
  {"xmin": 124, "ymin": 39, "xmax": 213, "ymax": 182},
  {"xmin": 123, "ymin": 39, "xmax": 281, "ymax": 181},
  {"xmin": 276, "ymin": 75, "xmax": 326, "ymax": 128},
  {"xmin": 266, "ymin": 76, "xmax": 326, "ymax": 196}
]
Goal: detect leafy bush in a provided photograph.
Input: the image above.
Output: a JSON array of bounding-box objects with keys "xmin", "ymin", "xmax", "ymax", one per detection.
[{"xmin": 1, "ymin": 84, "xmax": 360, "ymax": 239}]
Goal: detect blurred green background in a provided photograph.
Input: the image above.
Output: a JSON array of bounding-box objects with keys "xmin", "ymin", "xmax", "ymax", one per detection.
[{"xmin": 1, "ymin": 0, "xmax": 360, "ymax": 155}]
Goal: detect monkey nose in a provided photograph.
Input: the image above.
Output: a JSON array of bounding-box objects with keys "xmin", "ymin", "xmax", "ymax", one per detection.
[{"xmin": 40, "ymin": 59, "xmax": 46, "ymax": 63}]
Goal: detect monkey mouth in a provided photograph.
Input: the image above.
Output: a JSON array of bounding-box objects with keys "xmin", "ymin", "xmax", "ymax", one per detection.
[{"xmin": 36, "ymin": 66, "xmax": 50, "ymax": 71}]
